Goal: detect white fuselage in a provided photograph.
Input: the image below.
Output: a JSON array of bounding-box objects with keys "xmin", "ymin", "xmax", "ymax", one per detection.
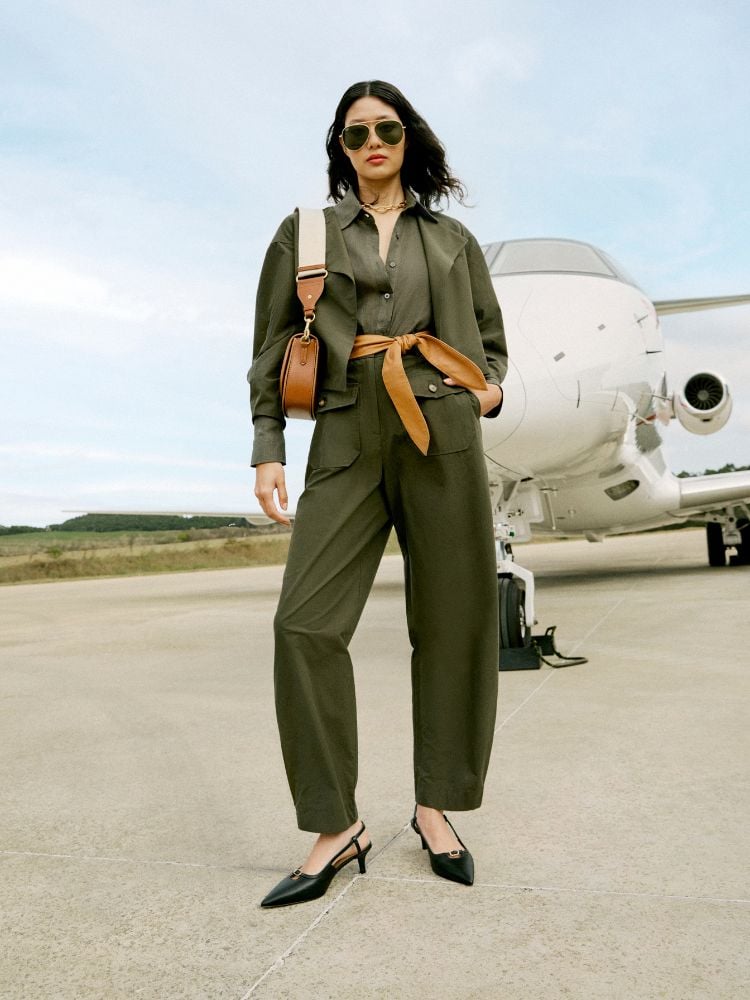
[{"xmin": 481, "ymin": 268, "xmax": 683, "ymax": 540}]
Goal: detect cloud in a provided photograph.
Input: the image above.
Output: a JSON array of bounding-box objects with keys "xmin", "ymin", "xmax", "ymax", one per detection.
[
  {"xmin": 0, "ymin": 152, "xmax": 255, "ymax": 351},
  {"xmin": 0, "ymin": 442, "xmax": 247, "ymax": 472},
  {"xmin": 63, "ymin": 477, "xmax": 249, "ymax": 496},
  {"xmin": 449, "ymin": 33, "xmax": 539, "ymax": 94},
  {"xmin": 0, "ymin": 255, "xmax": 153, "ymax": 322}
]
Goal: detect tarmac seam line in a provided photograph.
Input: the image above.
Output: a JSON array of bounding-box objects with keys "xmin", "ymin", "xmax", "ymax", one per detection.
[
  {"xmin": 363, "ymin": 874, "xmax": 750, "ymax": 906},
  {"xmin": 494, "ymin": 565, "xmax": 665, "ymax": 739},
  {"xmin": 237, "ymin": 825, "xmax": 414, "ymax": 997},
  {"xmin": 565, "ymin": 590, "xmax": 632, "ymax": 654},
  {"xmin": 492, "ymin": 587, "xmax": 633, "ymax": 738},
  {"xmin": 237, "ymin": 872, "xmax": 366, "ymax": 999},
  {"xmin": 0, "ymin": 848, "xmax": 263, "ymax": 872},
  {"xmin": 0, "ymin": 825, "xmax": 431, "ymax": 877},
  {"xmin": 494, "ymin": 669, "xmax": 555, "ymax": 735}
]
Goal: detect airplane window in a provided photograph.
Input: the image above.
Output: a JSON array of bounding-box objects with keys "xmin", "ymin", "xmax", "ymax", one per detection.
[
  {"xmin": 482, "ymin": 239, "xmax": 634, "ymax": 283},
  {"xmin": 483, "ymin": 242, "xmax": 504, "ymax": 273}
]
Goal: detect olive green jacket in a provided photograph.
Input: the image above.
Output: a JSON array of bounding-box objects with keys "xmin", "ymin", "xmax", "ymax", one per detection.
[{"xmin": 248, "ymin": 202, "xmax": 508, "ymax": 466}]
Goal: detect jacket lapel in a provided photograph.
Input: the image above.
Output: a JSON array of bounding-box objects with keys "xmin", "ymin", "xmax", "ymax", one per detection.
[
  {"xmin": 417, "ymin": 215, "xmax": 468, "ymax": 334},
  {"xmin": 323, "ymin": 210, "xmax": 355, "ymax": 283},
  {"xmin": 315, "ymin": 210, "xmax": 357, "ymax": 359}
]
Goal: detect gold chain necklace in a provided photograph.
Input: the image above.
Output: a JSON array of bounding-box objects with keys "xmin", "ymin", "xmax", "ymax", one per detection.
[{"xmin": 359, "ymin": 199, "xmax": 407, "ymax": 214}]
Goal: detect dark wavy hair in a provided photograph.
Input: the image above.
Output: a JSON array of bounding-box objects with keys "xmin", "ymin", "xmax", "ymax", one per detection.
[{"xmin": 326, "ymin": 80, "xmax": 467, "ymax": 210}]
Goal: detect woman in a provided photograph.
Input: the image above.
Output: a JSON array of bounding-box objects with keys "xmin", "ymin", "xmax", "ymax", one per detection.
[{"xmin": 249, "ymin": 80, "xmax": 507, "ymax": 908}]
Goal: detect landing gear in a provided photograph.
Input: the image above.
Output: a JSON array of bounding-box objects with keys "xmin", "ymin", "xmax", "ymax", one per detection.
[
  {"xmin": 495, "ymin": 521, "xmax": 537, "ymax": 669},
  {"xmin": 498, "ymin": 576, "xmax": 529, "ymax": 649},
  {"xmin": 497, "ymin": 573, "xmax": 538, "ymax": 670},
  {"xmin": 731, "ymin": 519, "xmax": 750, "ymax": 565},
  {"xmin": 496, "ymin": 575, "xmax": 588, "ymax": 670},
  {"xmin": 706, "ymin": 515, "xmax": 750, "ymax": 567},
  {"xmin": 706, "ymin": 522, "xmax": 726, "ymax": 567}
]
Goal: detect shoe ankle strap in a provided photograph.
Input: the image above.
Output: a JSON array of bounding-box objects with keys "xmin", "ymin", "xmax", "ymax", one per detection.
[
  {"xmin": 350, "ymin": 820, "xmax": 366, "ymax": 854},
  {"xmin": 330, "ymin": 821, "xmax": 366, "ymax": 863}
]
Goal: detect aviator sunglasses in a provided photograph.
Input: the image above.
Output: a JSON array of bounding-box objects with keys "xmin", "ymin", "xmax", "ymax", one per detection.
[{"xmin": 340, "ymin": 119, "xmax": 406, "ymax": 151}]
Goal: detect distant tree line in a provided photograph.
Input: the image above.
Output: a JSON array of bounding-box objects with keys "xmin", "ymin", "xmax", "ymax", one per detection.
[
  {"xmin": 677, "ymin": 462, "xmax": 750, "ymax": 478},
  {"xmin": 46, "ymin": 514, "xmax": 248, "ymax": 532},
  {"xmin": 0, "ymin": 525, "xmax": 46, "ymax": 535}
]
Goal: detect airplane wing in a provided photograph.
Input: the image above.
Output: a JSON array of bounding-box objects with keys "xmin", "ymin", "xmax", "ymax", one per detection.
[
  {"xmin": 653, "ymin": 293, "xmax": 750, "ymax": 315},
  {"xmin": 671, "ymin": 471, "xmax": 750, "ymax": 516}
]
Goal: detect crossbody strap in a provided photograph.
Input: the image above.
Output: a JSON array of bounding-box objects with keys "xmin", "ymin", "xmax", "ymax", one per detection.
[{"xmin": 296, "ymin": 208, "xmax": 327, "ymax": 339}]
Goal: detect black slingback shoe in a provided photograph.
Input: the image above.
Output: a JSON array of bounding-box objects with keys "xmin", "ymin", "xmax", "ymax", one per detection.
[
  {"xmin": 410, "ymin": 806, "xmax": 474, "ymax": 886},
  {"xmin": 260, "ymin": 821, "xmax": 371, "ymax": 908}
]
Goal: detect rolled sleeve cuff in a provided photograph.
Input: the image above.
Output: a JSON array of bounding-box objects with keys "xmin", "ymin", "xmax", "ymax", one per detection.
[
  {"xmin": 483, "ymin": 379, "xmax": 504, "ymax": 420},
  {"xmin": 251, "ymin": 416, "xmax": 286, "ymax": 467}
]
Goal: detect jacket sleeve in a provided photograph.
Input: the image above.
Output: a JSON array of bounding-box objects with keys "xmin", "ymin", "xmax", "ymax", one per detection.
[
  {"xmin": 246, "ymin": 213, "xmax": 300, "ymax": 466},
  {"xmin": 464, "ymin": 229, "xmax": 508, "ymax": 420}
]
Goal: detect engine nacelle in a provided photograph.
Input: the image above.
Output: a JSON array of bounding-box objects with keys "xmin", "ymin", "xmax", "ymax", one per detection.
[{"xmin": 673, "ymin": 371, "xmax": 732, "ymax": 435}]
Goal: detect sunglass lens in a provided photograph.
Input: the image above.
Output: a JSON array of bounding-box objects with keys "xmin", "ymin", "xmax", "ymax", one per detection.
[
  {"xmin": 375, "ymin": 121, "xmax": 404, "ymax": 145},
  {"xmin": 342, "ymin": 124, "xmax": 369, "ymax": 150}
]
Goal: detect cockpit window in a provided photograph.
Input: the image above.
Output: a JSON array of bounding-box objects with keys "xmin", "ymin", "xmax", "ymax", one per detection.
[{"xmin": 482, "ymin": 239, "xmax": 635, "ymax": 284}]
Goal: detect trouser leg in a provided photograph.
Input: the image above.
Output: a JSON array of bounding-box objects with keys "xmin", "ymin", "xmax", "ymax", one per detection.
[
  {"xmin": 384, "ymin": 377, "xmax": 500, "ymax": 810},
  {"xmin": 273, "ymin": 374, "xmax": 390, "ymax": 832}
]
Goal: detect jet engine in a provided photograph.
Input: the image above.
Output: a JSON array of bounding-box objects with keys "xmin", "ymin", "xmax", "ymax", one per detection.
[{"xmin": 673, "ymin": 371, "xmax": 732, "ymax": 435}]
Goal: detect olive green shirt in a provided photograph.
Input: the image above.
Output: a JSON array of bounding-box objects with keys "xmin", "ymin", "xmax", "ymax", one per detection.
[
  {"xmin": 336, "ymin": 186, "xmax": 434, "ymax": 336},
  {"xmin": 252, "ymin": 189, "xmax": 436, "ymax": 465}
]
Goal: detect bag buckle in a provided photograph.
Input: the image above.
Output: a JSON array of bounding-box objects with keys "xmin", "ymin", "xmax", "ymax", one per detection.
[
  {"xmin": 301, "ymin": 313, "xmax": 315, "ymax": 342},
  {"xmin": 296, "ymin": 266, "xmax": 328, "ymax": 281}
]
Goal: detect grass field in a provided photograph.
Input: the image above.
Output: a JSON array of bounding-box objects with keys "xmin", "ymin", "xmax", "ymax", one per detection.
[
  {"xmin": 0, "ymin": 527, "xmax": 264, "ymax": 559},
  {"xmin": 0, "ymin": 528, "xmax": 290, "ymax": 585},
  {"xmin": 0, "ymin": 527, "xmax": 403, "ymax": 585}
]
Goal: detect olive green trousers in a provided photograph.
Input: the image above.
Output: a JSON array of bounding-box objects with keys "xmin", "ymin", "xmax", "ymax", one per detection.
[{"xmin": 273, "ymin": 351, "xmax": 499, "ymax": 832}]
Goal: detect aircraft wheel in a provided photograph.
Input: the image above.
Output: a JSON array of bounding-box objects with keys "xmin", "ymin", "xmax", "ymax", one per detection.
[
  {"xmin": 498, "ymin": 576, "xmax": 528, "ymax": 648},
  {"xmin": 706, "ymin": 522, "xmax": 726, "ymax": 567}
]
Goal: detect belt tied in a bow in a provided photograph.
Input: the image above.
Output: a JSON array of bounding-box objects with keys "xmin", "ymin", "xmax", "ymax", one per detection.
[{"xmin": 349, "ymin": 332, "xmax": 487, "ymax": 455}]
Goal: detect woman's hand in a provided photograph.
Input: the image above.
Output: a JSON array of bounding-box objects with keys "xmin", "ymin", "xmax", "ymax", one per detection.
[
  {"xmin": 443, "ymin": 378, "xmax": 503, "ymax": 416},
  {"xmin": 254, "ymin": 462, "xmax": 291, "ymax": 526}
]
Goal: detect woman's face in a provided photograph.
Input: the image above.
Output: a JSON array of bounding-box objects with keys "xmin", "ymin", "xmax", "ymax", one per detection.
[{"xmin": 339, "ymin": 95, "xmax": 406, "ymax": 188}]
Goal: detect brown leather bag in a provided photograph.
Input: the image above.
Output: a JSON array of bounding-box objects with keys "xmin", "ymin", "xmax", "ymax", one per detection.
[
  {"xmin": 280, "ymin": 209, "xmax": 327, "ymax": 420},
  {"xmin": 279, "ymin": 331, "xmax": 321, "ymax": 420}
]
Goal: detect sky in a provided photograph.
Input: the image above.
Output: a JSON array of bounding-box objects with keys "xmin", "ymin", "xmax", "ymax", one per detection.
[{"xmin": 1, "ymin": 0, "xmax": 749, "ymax": 527}]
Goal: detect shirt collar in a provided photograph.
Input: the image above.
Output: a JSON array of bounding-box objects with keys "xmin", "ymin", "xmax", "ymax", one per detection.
[{"xmin": 332, "ymin": 186, "xmax": 437, "ymax": 228}]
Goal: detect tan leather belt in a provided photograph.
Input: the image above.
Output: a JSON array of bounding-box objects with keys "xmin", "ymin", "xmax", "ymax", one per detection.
[{"xmin": 349, "ymin": 332, "xmax": 487, "ymax": 455}]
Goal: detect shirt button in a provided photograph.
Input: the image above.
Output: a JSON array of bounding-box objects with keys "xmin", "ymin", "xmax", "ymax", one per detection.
[
  {"xmin": 389, "ymin": 261, "xmax": 396, "ymax": 268},
  {"xmin": 318, "ymin": 397, "xmax": 326, "ymax": 407},
  {"xmin": 384, "ymin": 293, "xmax": 391, "ymax": 299},
  {"xmin": 428, "ymin": 383, "xmax": 437, "ymax": 392}
]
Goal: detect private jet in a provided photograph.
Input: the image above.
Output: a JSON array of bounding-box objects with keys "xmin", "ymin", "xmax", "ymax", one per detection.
[{"xmin": 479, "ymin": 238, "xmax": 749, "ymax": 650}]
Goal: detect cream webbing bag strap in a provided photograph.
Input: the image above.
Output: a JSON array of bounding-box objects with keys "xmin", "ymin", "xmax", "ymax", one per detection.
[{"xmin": 279, "ymin": 208, "xmax": 327, "ymax": 420}]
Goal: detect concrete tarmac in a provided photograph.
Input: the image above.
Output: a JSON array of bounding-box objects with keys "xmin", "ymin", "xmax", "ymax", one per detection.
[{"xmin": 1, "ymin": 529, "xmax": 748, "ymax": 999}]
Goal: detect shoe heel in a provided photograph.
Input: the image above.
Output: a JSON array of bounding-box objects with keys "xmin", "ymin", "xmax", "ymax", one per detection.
[{"xmin": 357, "ymin": 843, "xmax": 371, "ymax": 874}]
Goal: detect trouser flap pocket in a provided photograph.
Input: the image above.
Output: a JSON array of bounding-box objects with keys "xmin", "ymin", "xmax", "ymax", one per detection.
[
  {"xmin": 309, "ymin": 385, "xmax": 361, "ymax": 469},
  {"xmin": 316, "ymin": 385, "xmax": 359, "ymax": 413}
]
